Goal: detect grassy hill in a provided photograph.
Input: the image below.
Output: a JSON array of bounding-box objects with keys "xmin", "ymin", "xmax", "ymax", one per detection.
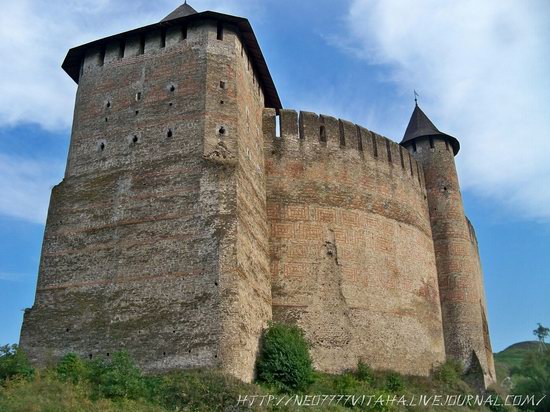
[{"xmin": 493, "ymin": 341, "xmax": 549, "ymax": 383}]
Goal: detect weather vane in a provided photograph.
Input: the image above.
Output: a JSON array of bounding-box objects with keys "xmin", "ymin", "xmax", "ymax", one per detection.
[{"xmin": 414, "ymin": 90, "xmax": 419, "ymax": 105}]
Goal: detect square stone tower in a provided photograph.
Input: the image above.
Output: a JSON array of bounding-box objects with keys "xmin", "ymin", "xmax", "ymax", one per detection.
[{"xmin": 20, "ymin": 3, "xmax": 281, "ymax": 382}]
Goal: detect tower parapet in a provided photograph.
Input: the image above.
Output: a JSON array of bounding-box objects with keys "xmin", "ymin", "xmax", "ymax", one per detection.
[{"xmin": 400, "ymin": 104, "xmax": 496, "ymax": 388}]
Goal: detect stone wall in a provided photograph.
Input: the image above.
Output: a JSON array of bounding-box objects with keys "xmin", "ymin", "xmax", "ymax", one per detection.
[{"xmin": 264, "ymin": 109, "xmax": 446, "ymax": 376}]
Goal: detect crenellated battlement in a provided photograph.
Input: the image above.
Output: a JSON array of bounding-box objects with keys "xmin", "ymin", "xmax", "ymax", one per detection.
[{"xmin": 263, "ymin": 109, "xmax": 425, "ymax": 190}]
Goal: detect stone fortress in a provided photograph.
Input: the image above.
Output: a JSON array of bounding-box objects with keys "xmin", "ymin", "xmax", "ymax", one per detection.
[{"xmin": 20, "ymin": 2, "xmax": 496, "ymax": 388}]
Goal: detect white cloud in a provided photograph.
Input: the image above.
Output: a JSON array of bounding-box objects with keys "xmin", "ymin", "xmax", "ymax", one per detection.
[
  {"xmin": 0, "ymin": 0, "xmax": 259, "ymax": 131},
  {"xmin": 342, "ymin": 0, "xmax": 550, "ymax": 221},
  {"xmin": 0, "ymin": 153, "xmax": 64, "ymax": 224}
]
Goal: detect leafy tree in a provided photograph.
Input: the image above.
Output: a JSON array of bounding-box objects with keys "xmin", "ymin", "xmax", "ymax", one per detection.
[
  {"xmin": 0, "ymin": 344, "xmax": 34, "ymax": 382},
  {"xmin": 256, "ymin": 322, "xmax": 314, "ymax": 392},
  {"xmin": 512, "ymin": 349, "xmax": 550, "ymax": 412},
  {"xmin": 533, "ymin": 323, "xmax": 550, "ymax": 353}
]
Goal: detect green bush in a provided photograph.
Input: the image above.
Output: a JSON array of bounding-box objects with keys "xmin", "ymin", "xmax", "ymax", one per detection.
[
  {"xmin": 56, "ymin": 353, "xmax": 88, "ymax": 384},
  {"xmin": 88, "ymin": 352, "xmax": 145, "ymax": 400},
  {"xmin": 355, "ymin": 360, "xmax": 374, "ymax": 384},
  {"xmin": 432, "ymin": 359, "xmax": 463, "ymax": 387},
  {"xmin": 384, "ymin": 372, "xmax": 403, "ymax": 392},
  {"xmin": 0, "ymin": 344, "xmax": 34, "ymax": 382},
  {"xmin": 256, "ymin": 322, "xmax": 314, "ymax": 392}
]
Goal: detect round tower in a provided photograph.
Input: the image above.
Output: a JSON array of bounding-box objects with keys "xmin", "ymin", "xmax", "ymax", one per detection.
[{"xmin": 400, "ymin": 103, "xmax": 496, "ymax": 389}]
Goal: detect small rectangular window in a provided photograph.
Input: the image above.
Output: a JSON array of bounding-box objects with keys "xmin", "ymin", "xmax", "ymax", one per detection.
[
  {"xmin": 139, "ymin": 36, "xmax": 145, "ymax": 55},
  {"xmin": 182, "ymin": 25, "xmax": 188, "ymax": 40},
  {"xmin": 217, "ymin": 21, "xmax": 224, "ymax": 40}
]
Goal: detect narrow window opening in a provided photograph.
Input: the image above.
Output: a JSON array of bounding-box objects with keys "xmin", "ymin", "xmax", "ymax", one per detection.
[
  {"xmin": 275, "ymin": 114, "xmax": 281, "ymax": 138},
  {"xmin": 169, "ymin": 102, "xmax": 173, "ymax": 107},
  {"xmin": 100, "ymin": 142, "xmax": 105, "ymax": 151},
  {"xmin": 105, "ymin": 117, "xmax": 108, "ymax": 122},
  {"xmin": 219, "ymin": 126, "xmax": 226, "ymax": 135},
  {"xmin": 386, "ymin": 140, "xmax": 392, "ymax": 162},
  {"xmin": 410, "ymin": 156, "xmax": 414, "ymax": 175},
  {"xmin": 220, "ymin": 100, "xmax": 224, "ymax": 105},
  {"xmin": 412, "ymin": 141, "xmax": 417, "ymax": 152},
  {"xmin": 429, "ymin": 137, "xmax": 434, "ymax": 149},
  {"xmin": 139, "ymin": 36, "xmax": 145, "ymax": 55},
  {"xmin": 89, "ymin": 354, "xmax": 93, "ymax": 359},
  {"xmin": 443, "ymin": 186, "xmax": 448, "ymax": 191},
  {"xmin": 338, "ymin": 120, "xmax": 345, "ymax": 147},
  {"xmin": 372, "ymin": 133, "xmax": 378, "ymax": 157},
  {"xmin": 163, "ymin": 352, "xmax": 166, "ymax": 356},
  {"xmin": 160, "ymin": 30, "xmax": 166, "ymax": 48},
  {"xmin": 117, "ymin": 42, "xmax": 124, "ymax": 59},
  {"xmin": 217, "ymin": 21, "xmax": 224, "ymax": 40},
  {"xmin": 445, "ymin": 140, "xmax": 450, "ymax": 151},
  {"xmin": 99, "ymin": 46, "xmax": 106, "ymax": 67},
  {"xmin": 136, "ymin": 92, "xmax": 142, "ymax": 101},
  {"xmin": 135, "ymin": 110, "xmax": 139, "ymax": 115},
  {"xmin": 182, "ymin": 25, "xmax": 188, "ymax": 40},
  {"xmin": 66, "ymin": 328, "xmax": 70, "ymax": 332},
  {"xmin": 219, "ymin": 80, "xmax": 226, "ymax": 89},
  {"xmin": 356, "ymin": 125, "xmax": 363, "ymax": 151},
  {"xmin": 132, "ymin": 135, "xmax": 138, "ymax": 144},
  {"xmin": 106, "ymin": 353, "xmax": 110, "ymax": 357},
  {"xmin": 172, "ymin": 330, "xmax": 176, "ymax": 333},
  {"xmin": 169, "ymin": 84, "xmax": 175, "ymax": 92},
  {"xmin": 319, "ymin": 125, "xmax": 326, "ymax": 143},
  {"xmin": 399, "ymin": 147, "xmax": 405, "ymax": 169},
  {"xmin": 106, "ymin": 101, "xmax": 111, "ymax": 109},
  {"xmin": 214, "ymin": 281, "xmax": 219, "ymax": 286},
  {"xmin": 167, "ymin": 129, "xmax": 173, "ymax": 138}
]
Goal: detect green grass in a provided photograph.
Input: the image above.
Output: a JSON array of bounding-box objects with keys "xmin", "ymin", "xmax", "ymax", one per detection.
[
  {"xmin": 0, "ymin": 354, "xmax": 500, "ymax": 411},
  {"xmin": 1, "ymin": 344, "xmax": 522, "ymax": 411}
]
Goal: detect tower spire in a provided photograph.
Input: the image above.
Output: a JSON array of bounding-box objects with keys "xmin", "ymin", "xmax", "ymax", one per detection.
[
  {"xmin": 161, "ymin": 2, "xmax": 197, "ymax": 22},
  {"xmin": 400, "ymin": 103, "xmax": 460, "ymax": 155},
  {"xmin": 414, "ymin": 90, "xmax": 419, "ymax": 106}
]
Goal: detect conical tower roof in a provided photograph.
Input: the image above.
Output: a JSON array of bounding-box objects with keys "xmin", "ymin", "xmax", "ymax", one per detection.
[
  {"xmin": 400, "ymin": 104, "xmax": 460, "ymax": 155},
  {"xmin": 161, "ymin": 2, "xmax": 197, "ymax": 22}
]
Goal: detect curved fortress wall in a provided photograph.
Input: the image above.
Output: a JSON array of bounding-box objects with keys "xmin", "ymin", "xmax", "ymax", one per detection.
[
  {"xmin": 264, "ymin": 109, "xmax": 446, "ymax": 375},
  {"xmin": 407, "ymin": 137, "xmax": 496, "ymax": 387},
  {"xmin": 20, "ymin": 18, "xmax": 270, "ymax": 382}
]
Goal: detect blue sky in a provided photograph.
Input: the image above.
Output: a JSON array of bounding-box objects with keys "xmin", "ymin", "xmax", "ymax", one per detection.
[{"xmin": 0, "ymin": 0, "xmax": 549, "ymax": 352}]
